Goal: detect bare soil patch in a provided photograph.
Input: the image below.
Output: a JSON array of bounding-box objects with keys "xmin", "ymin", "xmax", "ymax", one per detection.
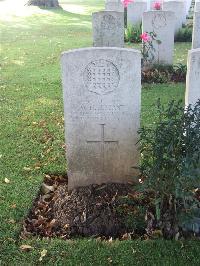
[{"xmin": 22, "ymin": 174, "xmax": 145, "ymax": 239}]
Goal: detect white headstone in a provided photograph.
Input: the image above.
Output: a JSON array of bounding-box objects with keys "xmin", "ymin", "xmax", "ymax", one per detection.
[
  {"xmin": 61, "ymin": 47, "xmax": 141, "ymax": 190},
  {"xmin": 147, "ymin": 0, "xmax": 151, "ymax": 10},
  {"xmin": 185, "ymin": 48, "xmax": 200, "ymax": 106},
  {"xmin": 127, "ymin": 1, "xmax": 147, "ymax": 25},
  {"xmin": 192, "ymin": 12, "xmax": 200, "ymax": 49},
  {"xmin": 105, "ymin": 0, "xmax": 124, "ymax": 12},
  {"xmin": 163, "ymin": 1, "xmax": 186, "ymax": 33},
  {"xmin": 185, "ymin": 0, "xmax": 192, "ymax": 14},
  {"xmin": 195, "ymin": 1, "xmax": 200, "ymax": 12},
  {"xmin": 92, "ymin": 11, "xmax": 124, "ymax": 47},
  {"xmin": 142, "ymin": 10, "xmax": 175, "ymax": 65}
]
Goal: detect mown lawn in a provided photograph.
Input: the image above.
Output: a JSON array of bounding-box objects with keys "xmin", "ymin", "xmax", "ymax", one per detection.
[{"xmin": 0, "ymin": 0, "xmax": 199, "ymax": 265}]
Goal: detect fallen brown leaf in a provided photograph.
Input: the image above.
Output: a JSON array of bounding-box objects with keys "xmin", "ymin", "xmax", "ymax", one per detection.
[
  {"xmin": 20, "ymin": 245, "xmax": 33, "ymax": 252},
  {"xmin": 4, "ymin": 178, "xmax": 10, "ymax": 184},
  {"xmin": 8, "ymin": 219, "xmax": 16, "ymax": 224},
  {"xmin": 39, "ymin": 249, "xmax": 47, "ymax": 261},
  {"xmin": 41, "ymin": 183, "xmax": 54, "ymax": 194},
  {"xmin": 23, "ymin": 167, "xmax": 31, "ymax": 171}
]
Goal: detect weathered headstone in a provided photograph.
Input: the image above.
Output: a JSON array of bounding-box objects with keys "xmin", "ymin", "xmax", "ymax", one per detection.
[
  {"xmin": 192, "ymin": 12, "xmax": 200, "ymax": 49},
  {"xmin": 147, "ymin": 0, "xmax": 151, "ymax": 10},
  {"xmin": 186, "ymin": 0, "xmax": 192, "ymax": 13},
  {"xmin": 142, "ymin": 10, "xmax": 175, "ymax": 65},
  {"xmin": 92, "ymin": 11, "xmax": 124, "ymax": 47},
  {"xmin": 185, "ymin": 48, "xmax": 200, "ymax": 106},
  {"xmin": 61, "ymin": 47, "xmax": 141, "ymax": 190},
  {"xmin": 127, "ymin": 1, "xmax": 147, "ymax": 26},
  {"xmin": 163, "ymin": 1, "xmax": 186, "ymax": 33},
  {"xmin": 105, "ymin": 0, "xmax": 124, "ymax": 12},
  {"xmin": 195, "ymin": 0, "xmax": 200, "ymax": 12}
]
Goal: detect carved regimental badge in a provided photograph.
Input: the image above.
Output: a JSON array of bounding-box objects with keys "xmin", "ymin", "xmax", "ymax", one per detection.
[
  {"xmin": 101, "ymin": 14, "xmax": 117, "ymax": 30},
  {"xmin": 152, "ymin": 14, "xmax": 167, "ymax": 30},
  {"xmin": 83, "ymin": 59, "xmax": 120, "ymax": 95}
]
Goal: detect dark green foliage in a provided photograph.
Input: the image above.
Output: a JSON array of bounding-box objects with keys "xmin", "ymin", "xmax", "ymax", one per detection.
[
  {"xmin": 116, "ymin": 195, "xmax": 147, "ymax": 234},
  {"xmin": 138, "ymin": 100, "xmax": 200, "ymax": 238},
  {"xmin": 142, "ymin": 63, "xmax": 187, "ymax": 83},
  {"xmin": 125, "ymin": 23, "xmax": 142, "ymax": 43},
  {"xmin": 142, "ymin": 64, "xmax": 172, "ymax": 84},
  {"xmin": 175, "ymin": 24, "xmax": 193, "ymax": 42},
  {"xmin": 171, "ymin": 63, "xmax": 187, "ymax": 82}
]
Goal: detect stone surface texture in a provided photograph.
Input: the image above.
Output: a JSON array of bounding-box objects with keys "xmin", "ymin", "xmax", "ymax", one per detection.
[
  {"xmin": 92, "ymin": 11, "xmax": 124, "ymax": 47},
  {"xmin": 142, "ymin": 10, "xmax": 175, "ymax": 65},
  {"xmin": 61, "ymin": 48, "xmax": 141, "ymax": 190},
  {"xmin": 127, "ymin": 1, "xmax": 147, "ymax": 25},
  {"xmin": 185, "ymin": 48, "xmax": 200, "ymax": 106},
  {"xmin": 192, "ymin": 12, "xmax": 200, "ymax": 49},
  {"xmin": 195, "ymin": 1, "xmax": 200, "ymax": 12},
  {"xmin": 163, "ymin": 1, "xmax": 186, "ymax": 33},
  {"xmin": 105, "ymin": 0, "xmax": 124, "ymax": 12}
]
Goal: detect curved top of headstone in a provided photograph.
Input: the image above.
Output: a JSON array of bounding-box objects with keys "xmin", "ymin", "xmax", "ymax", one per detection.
[
  {"xmin": 163, "ymin": 1, "xmax": 186, "ymax": 4},
  {"xmin": 61, "ymin": 47, "xmax": 141, "ymax": 58},
  {"xmin": 92, "ymin": 10, "xmax": 124, "ymax": 15},
  {"xmin": 143, "ymin": 10, "xmax": 175, "ymax": 14},
  {"xmin": 143, "ymin": 10, "xmax": 176, "ymax": 19}
]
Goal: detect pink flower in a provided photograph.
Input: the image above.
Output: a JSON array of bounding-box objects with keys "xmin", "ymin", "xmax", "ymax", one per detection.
[
  {"xmin": 153, "ymin": 1, "xmax": 162, "ymax": 10},
  {"xmin": 121, "ymin": 0, "xmax": 134, "ymax": 8},
  {"xmin": 140, "ymin": 32, "xmax": 151, "ymax": 42}
]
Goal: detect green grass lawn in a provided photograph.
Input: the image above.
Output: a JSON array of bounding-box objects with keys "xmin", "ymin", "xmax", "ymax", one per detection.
[{"xmin": 0, "ymin": 0, "xmax": 199, "ymax": 265}]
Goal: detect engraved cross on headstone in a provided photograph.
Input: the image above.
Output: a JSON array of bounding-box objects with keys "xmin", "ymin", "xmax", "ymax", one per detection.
[{"xmin": 86, "ymin": 124, "xmax": 118, "ymax": 170}]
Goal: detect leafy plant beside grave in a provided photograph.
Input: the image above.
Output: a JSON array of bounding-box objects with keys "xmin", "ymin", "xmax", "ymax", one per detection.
[
  {"xmin": 142, "ymin": 63, "xmax": 187, "ymax": 83},
  {"xmin": 125, "ymin": 23, "xmax": 193, "ymax": 43},
  {"xmin": 175, "ymin": 24, "xmax": 193, "ymax": 42},
  {"xmin": 137, "ymin": 99, "xmax": 200, "ymax": 239},
  {"xmin": 125, "ymin": 23, "xmax": 142, "ymax": 43},
  {"xmin": 140, "ymin": 31, "xmax": 164, "ymax": 67}
]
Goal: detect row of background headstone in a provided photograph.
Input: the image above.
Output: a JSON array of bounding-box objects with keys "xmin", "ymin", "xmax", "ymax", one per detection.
[
  {"xmin": 105, "ymin": 0, "xmax": 193, "ymax": 31},
  {"xmin": 103, "ymin": 0, "xmax": 200, "ymax": 130}
]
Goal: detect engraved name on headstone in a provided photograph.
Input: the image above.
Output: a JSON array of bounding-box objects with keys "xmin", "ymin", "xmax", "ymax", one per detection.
[
  {"xmin": 185, "ymin": 48, "xmax": 200, "ymax": 106},
  {"xmin": 61, "ymin": 48, "xmax": 141, "ymax": 189},
  {"xmin": 92, "ymin": 11, "xmax": 124, "ymax": 47},
  {"xmin": 142, "ymin": 10, "xmax": 175, "ymax": 65}
]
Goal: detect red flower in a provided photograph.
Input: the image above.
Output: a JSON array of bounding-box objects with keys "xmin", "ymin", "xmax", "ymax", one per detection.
[
  {"xmin": 153, "ymin": 1, "xmax": 162, "ymax": 10},
  {"xmin": 140, "ymin": 32, "xmax": 151, "ymax": 42},
  {"xmin": 121, "ymin": 0, "xmax": 134, "ymax": 8}
]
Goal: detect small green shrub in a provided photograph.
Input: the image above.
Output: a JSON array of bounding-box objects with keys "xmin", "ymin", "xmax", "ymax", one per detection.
[
  {"xmin": 125, "ymin": 23, "xmax": 142, "ymax": 43},
  {"xmin": 171, "ymin": 63, "xmax": 187, "ymax": 82},
  {"xmin": 138, "ymin": 100, "xmax": 200, "ymax": 239},
  {"xmin": 142, "ymin": 63, "xmax": 187, "ymax": 83},
  {"xmin": 175, "ymin": 24, "xmax": 193, "ymax": 42},
  {"xmin": 142, "ymin": 64, "xmax": 173, "ymax": 84},
  {"xmin": 117, "ymin": 195, "xmax": 147, "ymax": 235}
]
